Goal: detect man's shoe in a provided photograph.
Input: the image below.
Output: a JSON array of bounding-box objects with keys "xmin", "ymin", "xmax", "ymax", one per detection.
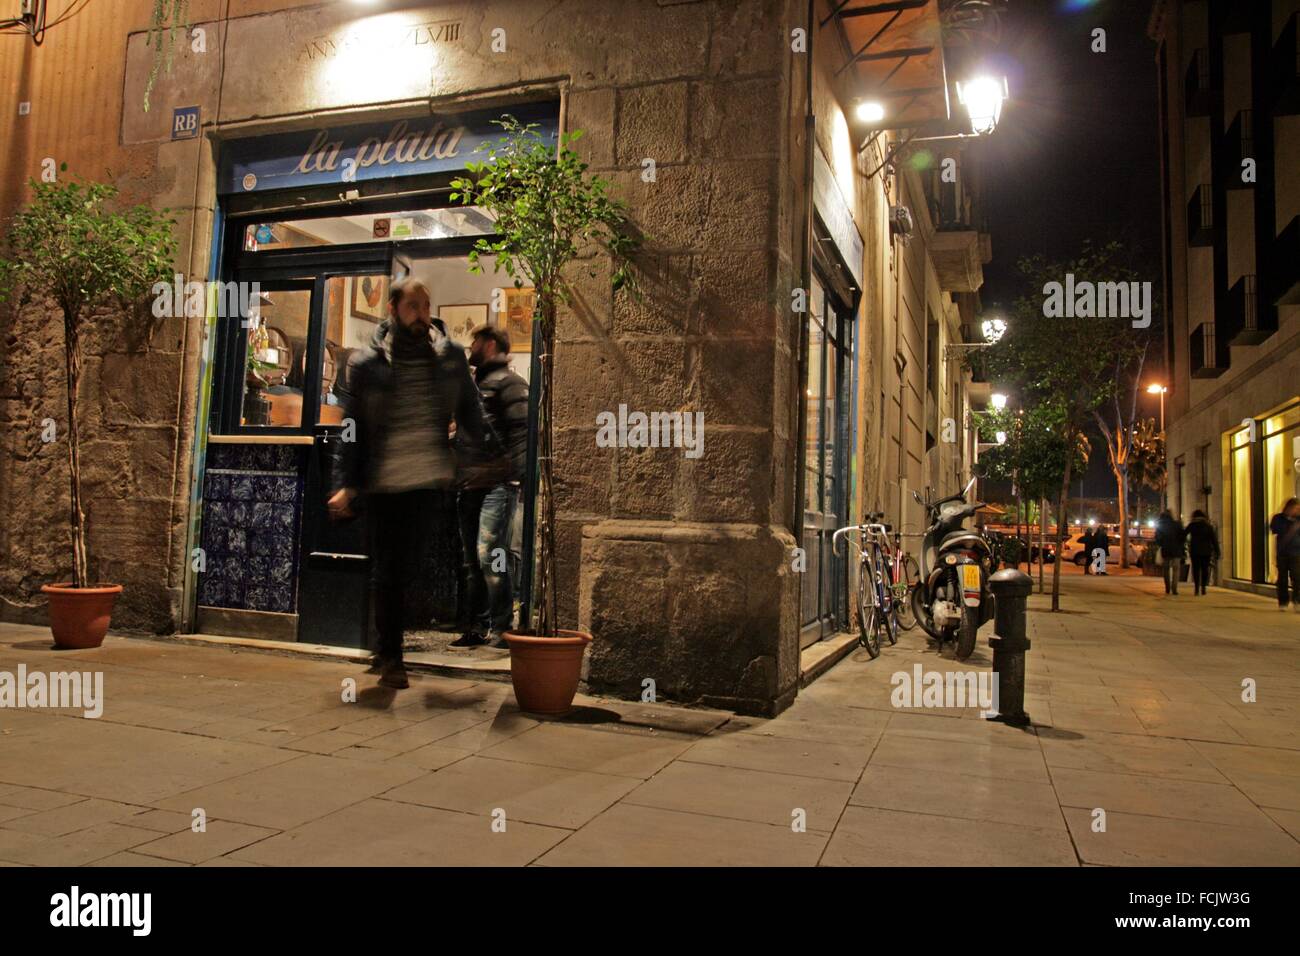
[
  {"xmin": 378, "ymin": 661, "xmax": 409, "ymax": 689},
  {"xmin": 450, "ymin": 630, "xmax": 488, "ymax": 648},
  {"xmin": 487, "ymin": 631, "xmax": 511, "ymax": 649},
  {"xmin": 365, "ymin": 654, "xmax": 390, "ymax": 674}
]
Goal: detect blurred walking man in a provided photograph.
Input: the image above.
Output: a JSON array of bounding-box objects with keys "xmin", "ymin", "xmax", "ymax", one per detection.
[{"xmin": 328, "ymin": 278, "xmax": 496, "ymax": 688}]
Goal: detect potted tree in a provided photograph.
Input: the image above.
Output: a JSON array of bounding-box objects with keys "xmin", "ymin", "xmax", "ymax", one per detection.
[
  {"xmin": 0, "ymin": 172, "xmax": 176, "ymax": 647},
  {"xmin": 450, "ymin": 118, "xmax": 639, "ymax": 715}
]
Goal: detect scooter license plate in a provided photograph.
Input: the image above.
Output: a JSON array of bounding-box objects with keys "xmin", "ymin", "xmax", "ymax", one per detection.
[{"xmin": 961, "ymin": 564, "xmax": 981, "ymax": 605}]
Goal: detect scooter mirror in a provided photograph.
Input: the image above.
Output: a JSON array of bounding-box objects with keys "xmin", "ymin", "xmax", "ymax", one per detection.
[
  {"xmin": 912, "ymin": 491, "xmax": 923, "ymax": 505},
  {"xmin": 962, "ymin": 476, "xmax": 977, "ymax": 498}
]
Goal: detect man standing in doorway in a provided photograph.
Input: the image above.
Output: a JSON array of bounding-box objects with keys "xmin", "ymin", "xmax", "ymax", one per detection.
[
  {"xmin": 451, "ymin": 325, "xmax": 530, "ymax": 649},
  {"xmin": 328, "ymin": 278, "xmax": 497, "ymax": 689}
]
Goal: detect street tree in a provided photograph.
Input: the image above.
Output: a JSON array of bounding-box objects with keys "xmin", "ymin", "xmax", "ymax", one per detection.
[{"xmin": 976, "ymin": 241, "xmax": 1143, "ymax": 610}]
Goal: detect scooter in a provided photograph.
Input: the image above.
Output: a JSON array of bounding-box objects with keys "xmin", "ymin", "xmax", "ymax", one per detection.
[{"xmin": 909, "ymin": 477, "xmax": 996, "ymax": 661}]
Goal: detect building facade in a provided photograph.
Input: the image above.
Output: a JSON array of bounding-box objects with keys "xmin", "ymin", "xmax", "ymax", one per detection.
[
  {"xmin": 0, "ymin": 0, "xmax": 990, "ymax": 713},
  {"xmin": 1150, "ymin": 0, "xmax": 1300, "ymax": 595}
]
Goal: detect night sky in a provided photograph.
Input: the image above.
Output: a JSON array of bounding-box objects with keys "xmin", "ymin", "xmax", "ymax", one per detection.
[{"xmin": 973, "ymin": 0, "xmax": 1163, "ymax": 499}]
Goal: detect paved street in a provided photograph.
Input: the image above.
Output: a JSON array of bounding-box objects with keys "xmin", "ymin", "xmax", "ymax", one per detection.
[{"xmin": 1, "ymin": 567, "xmax": 1298, "ymax": 867}]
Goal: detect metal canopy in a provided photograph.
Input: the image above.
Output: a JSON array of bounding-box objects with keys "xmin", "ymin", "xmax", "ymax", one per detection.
[{"xmin": 824, "ymin": 0, "xmax": 951, "ymax": 129}]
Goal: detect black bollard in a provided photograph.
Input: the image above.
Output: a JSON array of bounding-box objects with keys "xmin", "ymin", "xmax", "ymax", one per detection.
[{"xmin": 986, "ymin": 568, "xmax": 1033, "ymax": 727}]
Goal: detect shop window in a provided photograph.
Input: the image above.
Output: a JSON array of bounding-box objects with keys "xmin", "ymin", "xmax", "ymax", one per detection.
[
  {"xmin": 241, "ymin": 289, "xmax": 311, "ymax": 428},
  {"xmin": 1228, "ymin": 426, "xmax": 1253, "ymax": 580},
  {"xmin": 243, "ymin": 206, "xmax": 496, "ymax": 251},
  {"xmin": 1263, "ymin": 401, "xmax": 1300, "ymax": 582}
]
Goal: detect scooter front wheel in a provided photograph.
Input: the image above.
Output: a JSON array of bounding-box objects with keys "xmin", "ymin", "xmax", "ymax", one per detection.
[{"xmin": 954, "ymin": 604, "xmax": 979, "ymax": 661}]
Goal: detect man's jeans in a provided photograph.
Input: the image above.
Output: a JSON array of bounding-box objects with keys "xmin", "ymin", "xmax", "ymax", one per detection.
[
  {"xmin": 458, "ymin": 484, "xmax": 518, "ymax": 634},
  {"xmin": 1277, "ymin": 554, "xmax": 1300, "ymax": 607},
  {"xmin": 1163, "ymin": 558, "xmax": 1182, "ymax": 594},
  {"xmin": 368, "ymin": 488, "xmax": 444, "ymax": 663}
]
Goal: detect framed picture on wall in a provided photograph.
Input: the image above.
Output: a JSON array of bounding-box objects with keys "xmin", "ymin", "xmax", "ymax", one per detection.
[
  {"xmin": 498, "ymin": 286, "xmax": 535, "ymax": 354},
  {"xmin": 351, "ymin": 274, "xmax": 388, "ymax": 322},
  {"xmin": 439, "ymin": 304, "xmax": 489, "ymax": 346}
]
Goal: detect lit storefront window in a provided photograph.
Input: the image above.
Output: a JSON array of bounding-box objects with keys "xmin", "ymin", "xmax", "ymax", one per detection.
[
  {"xmin": 1229, "ymin": 425, "xmax": 1252, "ymax": 580},
  {"xmin": 1263, "ymin": 402, "xmax": 1300, "ymax": 583}
]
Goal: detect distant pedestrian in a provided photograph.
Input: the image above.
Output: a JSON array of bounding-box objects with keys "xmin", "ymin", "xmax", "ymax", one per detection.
[
  {"xmin": 1092, "ymin": 525, "xmax": 1111, "ymax": 575},
  {"xmin": 1269, "ymin": 498, "xmax": 1300, "ymax": 611},
  {"xmin": 1078, "ymin": 528, "xmax": 1095, "ymax": 574},
  {"xmin": 1185, "ymin": 510, "xmax": 1220, "ymax": 596},
  {"xmin": 1154, "ymin": 510, "xmax": 1186, "ymax": 596}
]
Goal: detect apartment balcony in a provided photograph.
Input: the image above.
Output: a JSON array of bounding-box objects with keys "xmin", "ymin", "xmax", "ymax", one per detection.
[
  {"xmin": 1222, "ymin": 275, "xmax": 1276, "ymax": 346},
  {"xmin": 1190, "ymin": 323, "xmax": 1229, "ymax": 378},
  {"xmin": 930, "ymin": 231, "xmax": 986, "ymax": 293},
  {"xmin": 1274, "ymin": 12, "xmax": 1300, "ymax": 115},
  {"xmin": 1185, "ymin": 48, "xmax": 1219, "ymax": 117},
  {"xmin": 1187, "ymin": 184, "xmax": 1216, "ymax": 246},
  {"xmin": 1276, "ymin": 215, "xmax": 1300, "ymax": 306},
  {"xmin": 1224, "ymin": 110, "xmax": 1253, "ymax": 190}
]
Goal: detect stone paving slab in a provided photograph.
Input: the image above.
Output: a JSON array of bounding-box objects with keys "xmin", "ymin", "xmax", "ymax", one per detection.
[
  {"xmin": 536, "ymin": 804, "xmax": 827, "ymax": 867},
  {"xmin": 153, "ymin": 753, "xmax": 426, "ymax": 831},
  {"xmin": 821, "ymin": 806, "xmax": 1078, "ymax": 867},
  {"xmin": 382, "ymin": 755, "xmax": 640, "ymax": 829},
  {"xmin": 229, "ymin": 798, "xmax": 568, "ymax": 866},
  {"xmin": 621, "ymin": 760, "xmax": 853, "ymax": 832}
]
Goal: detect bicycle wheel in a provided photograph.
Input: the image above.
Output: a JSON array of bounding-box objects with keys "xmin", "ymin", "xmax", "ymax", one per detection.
[
  {"xmin": 875, "ymin": 552, "xmax": 898, "ymax": 646},
  {"xmin": 856, "ymin": 557, "xmax": 881, "ymax": 659},
  {"xmin": 893, "ymin": 553, "xmax": 920, "ymax": 631}
]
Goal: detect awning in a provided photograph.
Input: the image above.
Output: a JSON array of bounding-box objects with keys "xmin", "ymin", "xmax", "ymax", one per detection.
[{"xmin": 823, "ymin": 0, "xmax": 950, "ymax": 129}]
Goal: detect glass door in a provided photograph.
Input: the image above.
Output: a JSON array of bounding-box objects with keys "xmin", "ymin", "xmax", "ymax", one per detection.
[{"xmin": 801, "ymin": 281, "xmax": 853, "ymax": 646}]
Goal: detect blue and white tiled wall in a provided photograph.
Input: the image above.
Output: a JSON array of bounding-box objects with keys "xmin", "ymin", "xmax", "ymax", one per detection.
[{"xmin": 198, "ymin": 443, "xmax": 305, "ymax": 613}]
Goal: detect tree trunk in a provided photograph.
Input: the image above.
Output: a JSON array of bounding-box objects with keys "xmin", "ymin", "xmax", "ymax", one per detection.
[
  {"xmin": 1118, "ymin": 468, "xmax": 1130, "ymax": 568},
  {"xmin": 1016, "ymin": 485, "xmax": 1024, "ymax": 570},
  {"xmin": 1051, "ymin": 441, "xmax": 1076, "ymax": 612},
  {"xmin": 1038, "ymin": 496, "xmax": 1046, "ymax": 593},
  {"xmin": 532, "ymin": 297, "xmax": 558, "ymax": 637},
  {"xmin": 64, "ymin": 308, "xmax": 89, "ymax": 589}
]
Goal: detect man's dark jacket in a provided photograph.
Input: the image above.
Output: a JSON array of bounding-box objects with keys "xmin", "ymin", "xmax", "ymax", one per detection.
[
  {"xmin": 1271, "ymin": 513, "xmax": 1300, "ymax": 558},
  {"xmin": 1186, "ymin": 517, "xmax": 1221, "ymax": 559},
  {"xmin": 330, "ymin": 318, "xmax": 497, "ymax": 497},
  {"xmin": 1154, "ymin": 515, "xmax": 1186, "ymax": 559},
  {"xmin": 457, "ymin": 354, "xmax": 529, "ymax": 488}
]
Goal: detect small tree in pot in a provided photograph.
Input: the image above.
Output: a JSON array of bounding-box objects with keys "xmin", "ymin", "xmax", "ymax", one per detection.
[
  {"xmin": 0, "ymin": 173, "xmax": 176, "ymax": 647},
  {"xmin": 450, "ymin": 118, "xmax": 640, "ymax": 714}
]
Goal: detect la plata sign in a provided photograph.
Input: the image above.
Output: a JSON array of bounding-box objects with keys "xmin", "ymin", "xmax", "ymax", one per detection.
[{"xmin": 219, "ymin": 100, "xmax": 559, "ymax": 195}]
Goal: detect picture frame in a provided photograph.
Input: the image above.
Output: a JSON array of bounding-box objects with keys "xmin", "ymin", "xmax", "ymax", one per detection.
[
  {"xmin": 439, "ymin": 303, "xmax": 489, "ymax": 346},
  {"xmin": 350, "ymin": 273, "xmax": 388, "ymax": 322},
  {"xmin": 498, "ymin": 286, "xmax": 535, "ymax": 354}
]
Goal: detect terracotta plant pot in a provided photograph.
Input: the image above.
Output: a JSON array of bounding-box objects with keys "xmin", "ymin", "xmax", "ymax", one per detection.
[
  {"xmin": 41, "ymin": 583, "xmax": 123, "ymax": 649},
  {"xmin": 504, "ymin": 629, "xmax": 593, "ymax": 716}
]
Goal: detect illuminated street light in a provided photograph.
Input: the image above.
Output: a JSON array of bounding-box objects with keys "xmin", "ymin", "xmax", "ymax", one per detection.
[
  {"xmin": 991, "ymin": 393, "xmax": 1008, "ymax": 411},
  {"xmin": 856, "ymin": 101, "xmax": 886, "ymax": 124},
  {"xmin": 957, "ymin": 76, "xmax": 1009, "ymax": 135},
  {"xmin": 995, "ymin": 431, "xmax": 1007, "ymax": 445},
  {"xmin": 1146, "ymin": 383, "xmax": 1167, "ymax": 432}
]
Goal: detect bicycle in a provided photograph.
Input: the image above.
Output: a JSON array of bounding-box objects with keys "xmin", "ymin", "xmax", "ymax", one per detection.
[
  {"xmin": 886, "ymin": 526, "xmax": 922, "ymax": 631},
  {"xmin": 833, "ymin": 515, "xmax": 904, "ymax": 658}
]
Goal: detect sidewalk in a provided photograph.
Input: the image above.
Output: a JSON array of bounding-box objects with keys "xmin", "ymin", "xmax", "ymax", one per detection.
[{"xmin": 1, "ymin": 570, "xmax": 1297, "ymax": 866}]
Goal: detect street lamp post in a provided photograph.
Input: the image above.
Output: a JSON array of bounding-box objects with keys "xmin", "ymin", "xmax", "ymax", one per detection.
[
  {"xmin": 1147, "ymin": 383, "xmax": 1167, "ymax": 432},
  {"xmin": 1147, "ymin": 384, "xmax": 1168, "ymax": 507}
]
